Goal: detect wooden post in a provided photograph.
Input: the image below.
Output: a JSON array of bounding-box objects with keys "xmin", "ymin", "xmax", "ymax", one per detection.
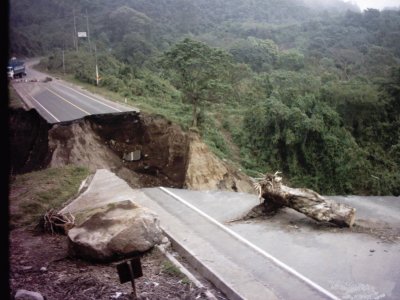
[
  {"xmin": 116, "ymin": 257, "xmax": 143, "ymax": 299},
  {"xmin": 127, "ymin": 261, "xmax": 137, "ymax": 300}
]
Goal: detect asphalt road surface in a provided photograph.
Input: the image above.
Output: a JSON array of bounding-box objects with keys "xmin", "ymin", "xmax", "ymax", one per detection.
[
  {"xmin": 11, "ymin": 60, "xmax": 137, "ymax": 123},
  {"xmin": 167, "ymin": 189, "xmax": 400, "ymax": 300},
  {"xmin": 60, "ymin": 169, "xmax": 400, "ymax": 300}
]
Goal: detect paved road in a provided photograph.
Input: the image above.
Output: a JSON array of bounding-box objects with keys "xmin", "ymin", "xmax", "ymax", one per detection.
[
  {"xmin": 61, "ymin": 169, "xmax": 400, "ymax": 300},
  {"xmin": 61, "ymin": 169, "xmax": 336, "ymax": 300},
  {"xmin": 11, "ymin": 60, "xmax": 137, "ymax": 123},
  {"xmin": 169, "ymin": 189, "xmax": 400, "ymax": 300}
]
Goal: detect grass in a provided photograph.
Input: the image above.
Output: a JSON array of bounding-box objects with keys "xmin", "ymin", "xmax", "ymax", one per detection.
[
  {"xmin": 8, "ymin": 85, "xmax": 25, "ymax": 109},
  {"xmin": 161, "ymin": 260, "xmax": 191, "ymax": 284},
  {"xmin": 9, "ymin": 165, "xmax": 90, "ymax": 228}
]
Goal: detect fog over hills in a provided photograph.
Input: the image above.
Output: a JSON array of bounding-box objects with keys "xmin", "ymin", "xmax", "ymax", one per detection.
[{"xmin": 351, "ymin": 0, "xmax": 400, "ymax": 10}]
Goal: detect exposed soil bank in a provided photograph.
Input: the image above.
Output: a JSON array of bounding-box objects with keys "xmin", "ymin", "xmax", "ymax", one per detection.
[
  {"xmin": 10, "ymin": 109, "xmax": 52, "ymax": 174},
  {"xmin": 10, "ymin": 109, "xmax": 254, "ymax": 193}
]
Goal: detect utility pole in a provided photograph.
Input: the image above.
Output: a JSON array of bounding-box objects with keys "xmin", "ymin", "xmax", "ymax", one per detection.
[
  {"xmin": 73, "ymin": 9, "xmax": 78, "ymax": 51},
  {"xmin": 62, "ymin": 49, "xmax": 65, "ymax": 75},
  {"xmin": 95, "ymin": 44, "xmax": 99, "ymax": 86},
  {"xmin": 86, "ymin": 10, "xmax": 92, "ymax": 53}
]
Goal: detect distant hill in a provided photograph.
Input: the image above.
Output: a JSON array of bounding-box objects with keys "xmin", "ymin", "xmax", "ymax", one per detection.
[{"xmin": 9, "ymin": 0, "xmax": 360, "ymax": 56}]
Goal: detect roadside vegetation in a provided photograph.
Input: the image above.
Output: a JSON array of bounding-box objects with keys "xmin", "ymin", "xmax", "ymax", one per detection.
[
  {"xmin": 10, "ymin": 0, "xmax": 400, "ymax": 195},
  {"xmin": 9, "ymin": 165, "xmax": 90, "ymax": 228},
  {"xmin": 161, "ymin": 260, "xmax": 191, "ymax": 285},
  {"xmin": 8, "ymin": 86, "xmax": 24, "ymax": 109}
]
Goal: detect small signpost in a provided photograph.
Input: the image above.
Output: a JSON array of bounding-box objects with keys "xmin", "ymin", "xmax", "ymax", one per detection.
[{"xmin": 116, "ymin": 257, "xmax": 143, "ymax": 299}]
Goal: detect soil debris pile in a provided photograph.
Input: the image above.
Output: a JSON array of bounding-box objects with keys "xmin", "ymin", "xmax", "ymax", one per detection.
[{"xmin": 185, "ymin": 131, "xmax": 254, "ymax": 193}]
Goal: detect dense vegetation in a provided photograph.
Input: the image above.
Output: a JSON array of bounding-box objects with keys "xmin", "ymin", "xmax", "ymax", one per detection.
[{"xmin": 10, "ymin": 0, "xmax": 400, "ymax": 195}]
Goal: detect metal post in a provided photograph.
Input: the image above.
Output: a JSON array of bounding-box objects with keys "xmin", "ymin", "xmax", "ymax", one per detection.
[
  {"xmin": 62, "ymin": 50, "xmax": 65, "ymax": 75},
  {"xmin": 73, "ymin": 9, "xmax": 78, "ymax": 51},
  {"xmin": 95, "ymin": 44, "xmax": 99, "ymax": 86},
  {"xmin": 127, "ymin": 262, "xmax": 137, "ymax": 300},
  {"xmin": 86, "ymin": 10, "xmax": 91, "ymax": 53}
]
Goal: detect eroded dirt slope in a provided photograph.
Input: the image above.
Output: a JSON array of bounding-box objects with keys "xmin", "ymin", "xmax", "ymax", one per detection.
[
  {"xmin": 10, "ymin": 109, "xmax": 254, "ymax": 192},
  {"xmin": 10, "ymin": 109, "xmax": 52, "ymax": 174},
  {"xmin": 185, "ymin": 132, "xmax": 254, "ymax": 193}
]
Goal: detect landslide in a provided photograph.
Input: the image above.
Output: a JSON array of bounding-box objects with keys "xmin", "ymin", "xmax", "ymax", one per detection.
[{"xmin": 10, "ymin": 109, "xmax": 254, "ymax": 193}]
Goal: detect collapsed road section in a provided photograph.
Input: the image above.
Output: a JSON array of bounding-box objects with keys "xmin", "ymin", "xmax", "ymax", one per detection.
[{"xmin": 9, "ymin": 108, "xmax": 254, "ymax": 192}]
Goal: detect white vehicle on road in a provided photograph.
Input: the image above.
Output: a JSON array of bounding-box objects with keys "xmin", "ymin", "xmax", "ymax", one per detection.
[{"xmin": 7, "ymin": 66, "xmax": 14, "ymax": 79}]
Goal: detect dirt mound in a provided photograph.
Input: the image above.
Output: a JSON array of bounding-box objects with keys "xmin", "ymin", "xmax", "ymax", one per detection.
[
  {"xmin": 10, "ymin": 109, "xmax": 253, "ymax": 192},
  {"xmin": 49, "ymin": 121, "xmax": 122, "ymax": 171},
  {"xmin": 185, "ymin": 132, "xmax": 254, "ymax": 193}
]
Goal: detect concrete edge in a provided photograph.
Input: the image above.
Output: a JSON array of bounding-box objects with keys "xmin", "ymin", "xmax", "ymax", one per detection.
[
  {"xmin": 161, "ymin": 228, "xmax": 244, "ymax": 300},
  {"xmin": 155, "ymin": 244, "xmax": 218, "ymax": 300}
]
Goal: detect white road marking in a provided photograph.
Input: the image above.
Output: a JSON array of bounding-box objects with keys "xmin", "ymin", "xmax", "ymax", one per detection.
[
  {"xmin": 159, "ymin": 187, "xmax": 341, "ymax": 300},
  {"xmin": 16, "ymin": 84, "xmax": 60, "ymax": 122},
  {"xmin": 54, "ymin": 82, "xmax": 122, "ymax": 112},
  {"xmin": 45, "ymin": 87, "xmax": 90, "ymax": 115},
  {"xmin": 28, "ymin": 93, "xmax": 61, "ymax": 122}
]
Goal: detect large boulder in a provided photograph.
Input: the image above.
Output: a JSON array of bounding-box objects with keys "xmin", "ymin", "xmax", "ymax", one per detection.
[{"xmin": 68, "ymin": 200, "xmax": 163, "ymax": 261}]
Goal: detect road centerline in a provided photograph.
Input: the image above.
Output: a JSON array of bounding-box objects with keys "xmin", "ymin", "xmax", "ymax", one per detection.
[
  {"xmin": 45, "ymin": 87, "xmax": 90, "ymax": 115},
  {"xmin": 54, "ymin": 82, "xmax": 122, "ymax": 112}
]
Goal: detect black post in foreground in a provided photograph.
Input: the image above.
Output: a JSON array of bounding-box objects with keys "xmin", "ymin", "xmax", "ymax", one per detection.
[{"xmin": 117, "ymin": 257, "xmax": 143, "ymax": 299}]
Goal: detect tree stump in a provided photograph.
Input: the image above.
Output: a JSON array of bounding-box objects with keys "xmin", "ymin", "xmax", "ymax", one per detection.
[{"xmin": 254, "ymin": 172, "xmax": 356, "ymax": 227}]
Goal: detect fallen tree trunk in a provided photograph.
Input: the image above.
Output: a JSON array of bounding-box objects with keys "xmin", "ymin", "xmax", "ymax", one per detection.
[{"xmin": 254, "ymin": 172, "xmax": 356, "ymax": 227}]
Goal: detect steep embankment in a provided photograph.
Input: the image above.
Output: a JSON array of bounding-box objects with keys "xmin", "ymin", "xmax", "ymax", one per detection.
[
  {"xmin": 10, "ymin": 109, "xmax": 254, "ymax": 193},
  {"xmin": 10, "ymin": 109, "xmax": 52, "ymax": 173},
  {"xmin": 185, "ymin": 132, "xmax": 254, "ymax": 193}
]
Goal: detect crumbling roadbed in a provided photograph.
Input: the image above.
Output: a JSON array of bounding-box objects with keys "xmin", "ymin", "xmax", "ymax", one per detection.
[{"xmin": 10, "ymin": 108, "xmax": 254, "ymax": 193}]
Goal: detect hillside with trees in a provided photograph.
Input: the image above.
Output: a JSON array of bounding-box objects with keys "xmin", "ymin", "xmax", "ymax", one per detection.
[{"xmin": 9, "ymin": 0, "xmax": 400, "ymax": 195}]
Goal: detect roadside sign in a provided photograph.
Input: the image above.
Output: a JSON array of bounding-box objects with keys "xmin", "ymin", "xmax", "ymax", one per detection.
[
  {"xmin": 77, "ymin": 31, "xmax": 87, "ymax": 38},
  {"xmin": 116, "ymin": 257, "xmax": 143, "ymax": 299}
]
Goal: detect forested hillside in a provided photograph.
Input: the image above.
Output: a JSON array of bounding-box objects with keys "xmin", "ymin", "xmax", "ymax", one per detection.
[{"xmin": 9, "ymin": 0, "xmax": 400, "ymax": 195}]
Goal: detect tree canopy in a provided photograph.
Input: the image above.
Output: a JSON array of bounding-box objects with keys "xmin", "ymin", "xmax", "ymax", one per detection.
[
  {"xmin": 161, "ymin": 38, "xmax": 233, "ymax": 126},
  {"xmin": 10, "ymin": 0, "xmax": 400, "ymax": 195}
]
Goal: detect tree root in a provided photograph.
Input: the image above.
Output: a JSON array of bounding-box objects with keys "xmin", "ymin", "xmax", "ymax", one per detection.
[{"xmin": 39, "ymin": 209, "xmax": 75, "ymax": 234}]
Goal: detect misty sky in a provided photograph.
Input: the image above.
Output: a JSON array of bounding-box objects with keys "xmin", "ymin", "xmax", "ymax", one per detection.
[{"xmin": 351, "ymin": 0, "xmax": 400, "ymax": 10}]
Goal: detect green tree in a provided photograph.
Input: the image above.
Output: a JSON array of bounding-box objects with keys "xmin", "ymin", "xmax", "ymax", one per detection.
[
  {"xmin": 278, "ymin": 49, "xmax": 305, "ymax": 71},
  {"xmin": 229, "ymin": 37, "xmax": 279, "ymax": 72},
  {"xmin": 241, "ymin": 95, "xmax": 369, "ymax": 194},
  {"xmin": 161, "ymin": 38, "xmax": 233, "ymax": 126},
  {"xmin": 116, "ymin": 33, "xmax": 155, "ymax": 66}
]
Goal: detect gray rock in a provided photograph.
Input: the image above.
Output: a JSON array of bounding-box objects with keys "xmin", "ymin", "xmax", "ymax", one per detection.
[
  {"xmin": 123, "ymin": 150, "xmax": 141, "ymax": 162},
  {"xmin": 68, "ymin": 200, "xmax": 163, "ymax": 261},
  {"xmin": 15, "ymin": 289, "xmax": 44, "ymax": 300}
]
